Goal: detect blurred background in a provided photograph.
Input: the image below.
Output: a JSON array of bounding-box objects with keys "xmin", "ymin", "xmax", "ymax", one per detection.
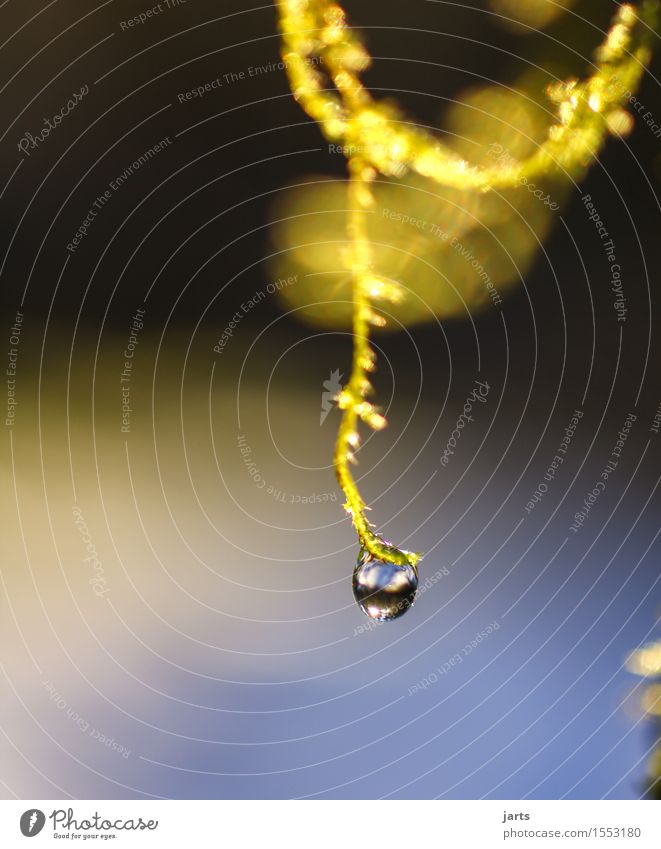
[{"xmin": 1, "ymin": 0, "xmax": 661, "ymax": 799}]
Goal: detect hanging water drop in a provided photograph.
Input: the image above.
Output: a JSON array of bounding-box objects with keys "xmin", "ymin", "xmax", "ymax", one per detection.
[{"xmin": 352, "ymin": 547, "xmax": 418, "ymax": 621}]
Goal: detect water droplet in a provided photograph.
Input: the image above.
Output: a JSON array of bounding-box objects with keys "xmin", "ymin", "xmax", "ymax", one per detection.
[{"xmin": 352, "ymin": 548, "xmax": 418, "ymax": 621}]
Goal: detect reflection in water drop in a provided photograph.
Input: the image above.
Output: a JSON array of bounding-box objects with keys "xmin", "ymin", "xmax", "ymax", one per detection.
[{"xmin": 352, "ymin": 548, "xmax": 418, "ymax": 621}]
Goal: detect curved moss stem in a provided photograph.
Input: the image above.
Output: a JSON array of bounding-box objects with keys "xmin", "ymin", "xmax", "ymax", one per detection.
[
  {"xmin": 333, "ymin": 159, "xmax": 420, "ymax": 569},
  {"xmin": 276, "ymin": 0, "xmax": 657, "ymax": 569}
]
